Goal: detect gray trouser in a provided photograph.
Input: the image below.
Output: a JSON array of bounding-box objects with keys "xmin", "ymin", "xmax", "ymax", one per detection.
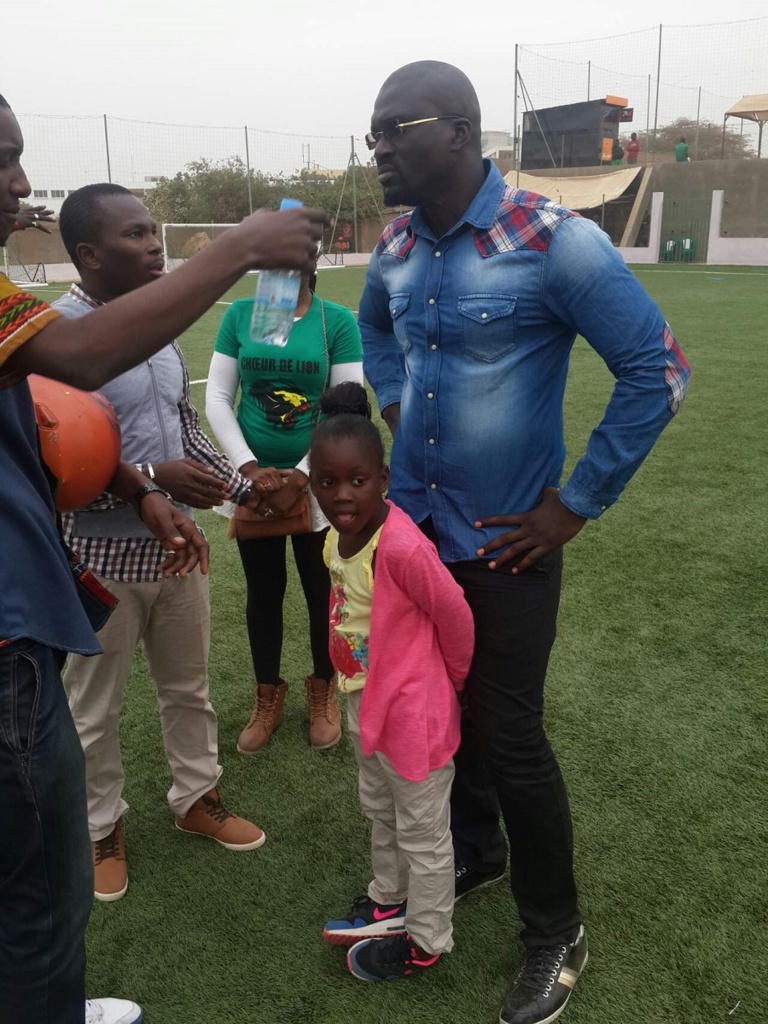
[
  {"xmin": 63, "ymin": 567, "xmax": 221, "ymax": 841},
  {"xmin": 346, "ymin": 691, "xmax": 455, "ymax": 954}
]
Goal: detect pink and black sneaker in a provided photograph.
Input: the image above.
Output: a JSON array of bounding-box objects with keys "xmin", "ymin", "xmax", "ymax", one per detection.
[
  {"xmin": 347, "ymin": 933, "xmax": 441, "ymax": 981},
  {"xmin": 322, "ymin": 895, "xmax": 407, "ymax": 946}
]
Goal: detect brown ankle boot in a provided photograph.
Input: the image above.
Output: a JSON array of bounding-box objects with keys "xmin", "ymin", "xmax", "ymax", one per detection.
[
  {"xmin": 305, "ymin": 675, "xmax": 342, "ymax": 749},
  {"xmin": 236, "ymin": 680, "xmax": 287, "ymax": 754}
]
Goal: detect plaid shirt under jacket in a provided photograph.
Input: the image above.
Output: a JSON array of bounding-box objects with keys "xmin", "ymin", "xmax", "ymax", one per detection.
[{"xmin": 60, "ymin": 284, "xmax": 249, "ymax": 583}]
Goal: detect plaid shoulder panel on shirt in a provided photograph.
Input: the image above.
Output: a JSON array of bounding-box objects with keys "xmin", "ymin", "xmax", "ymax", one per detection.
[
  {"xmin": 375, "ymin": 214, "xmax": 416, "ymax": 259},
  {"xmin": 473, "ymin": 187, "xmax": 578, "ymax": 258},
  {"xmin": 0, "ymin": 275, "xmax": 59, "ymax": 380},
  {"xmin": 662, "ymin": 322, "xmax": 691, "ymax": 415}
]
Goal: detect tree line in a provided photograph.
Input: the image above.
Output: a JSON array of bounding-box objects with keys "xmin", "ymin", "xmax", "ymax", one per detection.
[
  {"xmin": 143, "ymin": 156, "xmax": 386, "ymax": 235},
  {"xmin": 621, "ymin": 116, "xmax": 755, "ymax": 161},
  {"xmin": 144, "ymin": 116, "xmax": 757, "ymax": 231}
]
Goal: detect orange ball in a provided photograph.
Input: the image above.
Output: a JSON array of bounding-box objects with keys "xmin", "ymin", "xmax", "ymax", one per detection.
[{"xmin": 29, "ymin": 375, "xmax": 122, "ymax": 512}]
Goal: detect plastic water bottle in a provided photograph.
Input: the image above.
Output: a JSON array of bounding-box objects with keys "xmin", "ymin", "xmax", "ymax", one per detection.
[{"xmin": 248, "ymin": 198, "xmax": 303, "ymax": 347}]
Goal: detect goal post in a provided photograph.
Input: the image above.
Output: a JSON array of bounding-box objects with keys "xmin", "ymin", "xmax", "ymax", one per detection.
[
  {"xmin": 2, "ymin": 239, "xmax": 48, "ymax": 285},
  {"xmin": 161, "ymin": 222, "xmax": 342, "ymax": 272},
  {"xmin": 161, "ymin": 223, "xmax": 240, "ymax": 272}
]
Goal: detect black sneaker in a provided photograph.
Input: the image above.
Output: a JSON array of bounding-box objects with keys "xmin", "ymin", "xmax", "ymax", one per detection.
[
  {"xmin": 347, "ymin": 933, "xmax": 441, "ymax": 981},
  {"xmin": 500, "ymin": 926, "xmax": 588, "ymax": 1024},
  {"xmin": 322, "ymin": 895, "xmax": 407, "ymax": 946},
  {"xmin": 455, "ymin": 861, "xmax": 506, "ymax": 901}
]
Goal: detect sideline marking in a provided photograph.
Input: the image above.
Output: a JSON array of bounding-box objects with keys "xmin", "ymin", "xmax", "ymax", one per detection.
[{"xmin": 633, "ymin": 268, "xmax": 768, "ymax": 277}]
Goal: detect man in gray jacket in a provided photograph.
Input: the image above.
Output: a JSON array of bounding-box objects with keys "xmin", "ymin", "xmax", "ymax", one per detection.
[{"xmin": 55, "ymin": 184, "xmax": 264, "ymax": 904}]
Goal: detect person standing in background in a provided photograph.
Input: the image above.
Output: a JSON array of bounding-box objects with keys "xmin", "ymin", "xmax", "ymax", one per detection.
[
  {"xmin": 626, "ymin": 132, "xmax": 641, "ymax": 165},
  {"xmin": 206, "ymin": 255, "xmax": 363, "ymax": 754}
]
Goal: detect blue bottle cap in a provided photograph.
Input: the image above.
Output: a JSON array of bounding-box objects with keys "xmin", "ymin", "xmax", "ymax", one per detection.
[{"xmin": 279, "ymin": 198, "xmax": 303, "ymax": 211}]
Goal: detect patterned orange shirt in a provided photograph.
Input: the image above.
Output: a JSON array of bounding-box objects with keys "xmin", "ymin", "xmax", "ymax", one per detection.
[{"xmin": 0, "ymin": 273, "xmax": 60, "ymax": 386}]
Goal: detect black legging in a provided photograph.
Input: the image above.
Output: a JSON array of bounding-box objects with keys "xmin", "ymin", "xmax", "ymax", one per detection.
[{"xmin": 236, "ymin": 530, "xmax": 334, "ymax": 686}]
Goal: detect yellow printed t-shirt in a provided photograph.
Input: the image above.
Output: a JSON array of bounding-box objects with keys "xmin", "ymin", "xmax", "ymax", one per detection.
[{"xmin": 323, "ymin": 525, "xmax": 383, "ymax": 693}]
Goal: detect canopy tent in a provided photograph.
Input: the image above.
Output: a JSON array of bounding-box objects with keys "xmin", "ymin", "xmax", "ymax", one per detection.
[
  {"xmin": 503, "ymin": 166, "xmax": 642, "ymax": 211},
  {"xmin": 723, "ymin": 94, "xmax": 768, "ymax": 158}
]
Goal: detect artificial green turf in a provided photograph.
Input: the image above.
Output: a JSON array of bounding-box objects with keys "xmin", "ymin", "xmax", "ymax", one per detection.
[{"xmin": 32, "ymin": 265, "xmax": 767, "ymax": 1023}]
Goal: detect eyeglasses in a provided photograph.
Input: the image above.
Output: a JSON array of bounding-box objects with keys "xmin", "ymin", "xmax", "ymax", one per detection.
[{"xmin": 365, "ymin": 116, "xmax": 460, "ymax": 150}]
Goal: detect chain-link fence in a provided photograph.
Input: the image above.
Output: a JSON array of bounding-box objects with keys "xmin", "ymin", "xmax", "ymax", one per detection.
[
  {"xmin": 14, "ymin": 17, "xmax": 768, "ymax": 213},
  {"xmin": 515, "ymin": 16, "xmax": 768, "ymax": 162},
  {"xmin": 16, "ymin": 114, "xmax": 359, "ymax": 210}
]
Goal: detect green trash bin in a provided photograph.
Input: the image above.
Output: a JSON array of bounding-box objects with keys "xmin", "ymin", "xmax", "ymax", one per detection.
[{"xmin": 661, "ymin": 238, "xmax": 678, "ymax": 262}]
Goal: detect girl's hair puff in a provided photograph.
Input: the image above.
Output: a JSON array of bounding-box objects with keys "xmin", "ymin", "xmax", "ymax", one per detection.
[{"xmin": 311, "ymin": 382, "xmax": 384, "ymax": 465}]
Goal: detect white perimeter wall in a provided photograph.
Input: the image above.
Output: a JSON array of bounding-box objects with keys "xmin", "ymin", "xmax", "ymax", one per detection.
[
  {"xmin": 706, "ymin": 190, "xmax": 768, "ymax": 266},
  {"xmin": 617, "ymin": 190, "xmax": 768, "ymax": 266}
]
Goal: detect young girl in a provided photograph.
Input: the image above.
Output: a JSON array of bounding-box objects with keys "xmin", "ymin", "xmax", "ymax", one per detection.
[{"xmin": 308, "ymin": 382, "xmax": 475, "ymax": 982}]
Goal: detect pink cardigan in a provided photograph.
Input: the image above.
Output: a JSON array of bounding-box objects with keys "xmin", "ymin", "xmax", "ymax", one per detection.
[{"xmin": 355, "ymin": 501, "xmax": 475, "ymax": 782}]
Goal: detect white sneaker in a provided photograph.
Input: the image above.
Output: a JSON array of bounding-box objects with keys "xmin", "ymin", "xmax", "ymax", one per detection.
[{"xmin": 85, "ymin": 998, "xmax": 143, "ymax": 1024}]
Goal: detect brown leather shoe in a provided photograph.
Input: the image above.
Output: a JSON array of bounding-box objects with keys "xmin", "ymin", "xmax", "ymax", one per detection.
[
  {"xmin": 174, "ymin": 787, "xmax": 266, "ymax": 850},
  {"xmin": 93, "ymin": 818, "xmax": 128, "ymax": 902},
  {"xmin": 305, "ymin": 675, "xmax": 342, "ymax": 749},
  {"xmin": 236, "ymin": 680, "xmax": 287, "ymax": 754}
]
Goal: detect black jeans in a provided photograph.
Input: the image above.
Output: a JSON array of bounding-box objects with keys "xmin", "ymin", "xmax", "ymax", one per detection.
[
  {"xmin": 237, "ymin": 530, "xmax": 334, "ymax": 685},
  {"xmin": 445, "ymin": 550, "xmax": 582, "ymax": 947},
  {"xmin": 0, "ymin": 641, "xmax": 93, "ymax": 1023}
]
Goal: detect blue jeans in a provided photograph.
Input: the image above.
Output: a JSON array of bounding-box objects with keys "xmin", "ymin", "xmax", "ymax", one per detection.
[{"xmin": 0, "ymin": 640, "xmax": 93, "ymax": 1024}]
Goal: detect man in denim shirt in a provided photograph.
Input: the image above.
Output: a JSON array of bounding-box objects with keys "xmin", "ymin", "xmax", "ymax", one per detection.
[{"xmin": 360, "ymin": 61, "xmax": 690, "ymax": 1024}]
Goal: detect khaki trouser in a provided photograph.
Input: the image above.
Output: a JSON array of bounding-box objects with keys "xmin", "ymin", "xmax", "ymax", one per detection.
[
  {"xmin": 346, "ymin": 691, "xmax": 455, "ymax": 955},
  {"xmin": 64, "ymin": 568, "xmax": 221, "ymax": 842}
]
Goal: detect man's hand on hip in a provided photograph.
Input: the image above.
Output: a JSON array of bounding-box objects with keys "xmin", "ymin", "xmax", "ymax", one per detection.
[
  {"xmin": 475, "ymin": 487, "xmax": 586, "ymax": 574},
  {"xmin": 381, "ymin": 402, "xmax": 401, "ymax": 437}
]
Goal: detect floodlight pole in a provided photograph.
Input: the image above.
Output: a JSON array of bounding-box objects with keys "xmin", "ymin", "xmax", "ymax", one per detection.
[
  {"xmin": 244, "ymin": 126, "xmax": 253, "ymax": 215},
  {"xmin": 587, "ymin": 61, "xmax": 591, "ymax": 102},
  {"xmin": 652, "ymin": 24, "xmax": 663, "ymax": 151},
  {"xmin": 103, "ymin": 115, "xmax": 112, "ymax": 183},
  {"xmin": 350, "ymin": 136, "xmax": 358, "ymax": 254},
  {"xmin": 696, "ymin": 87, "xmax": 704, "ymax": 160},
  {"xmin": 513, "ymin": 45, "xmax": 519, "ymax": 180}
]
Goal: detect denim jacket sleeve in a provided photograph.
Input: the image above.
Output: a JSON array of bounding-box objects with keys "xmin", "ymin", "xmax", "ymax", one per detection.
[
  {"xmin": 359, "ymin": 252, "xmax": 406, "ymax": 414},
  {"xmin": 543, "ymin": 217, "xmax": 691, "ymax": 519}
]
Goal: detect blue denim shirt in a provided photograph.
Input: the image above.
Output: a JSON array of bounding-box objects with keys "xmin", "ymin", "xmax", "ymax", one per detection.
[{"xmin": 360, "ymin": 162, "xmax": 690, "ymax": 563}]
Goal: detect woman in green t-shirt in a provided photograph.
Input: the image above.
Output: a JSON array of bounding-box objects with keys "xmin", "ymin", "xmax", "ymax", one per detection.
[{"xmin": 206, "ymin": 262, "xmax": 363, "ymax": 754}]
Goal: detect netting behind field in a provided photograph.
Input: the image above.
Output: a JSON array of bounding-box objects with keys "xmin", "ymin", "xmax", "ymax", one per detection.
[
  {"xmin": 15, "ymin": 113, "xmax": 357, "ymax": 206},
  {"xmin": 517, "ymin": 16, "xmax": 768, "ymax": 156},
  {"xmin": 12, "ymin": 16, "xmax": 767, "ymax": 212}
]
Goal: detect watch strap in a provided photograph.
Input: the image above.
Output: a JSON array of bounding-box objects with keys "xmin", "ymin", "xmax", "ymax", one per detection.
[{"xmin": 133, "ymin": 481, "xmax": 172, "ymax": 512}]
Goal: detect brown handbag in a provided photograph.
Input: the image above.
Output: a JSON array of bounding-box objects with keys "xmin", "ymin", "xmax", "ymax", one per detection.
[
  {"xmin": 227, "ymin": 299, "xmax": 330, "ymax": 542},
  {"xmin": 227, "ymin": 491, "xmax": 312, "ymax": 540}
]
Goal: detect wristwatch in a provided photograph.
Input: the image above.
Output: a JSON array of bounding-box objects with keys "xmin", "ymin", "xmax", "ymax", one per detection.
[
  {"xmin": 237, "ymin": 483, "xmax": 253, "ymax": 507},
  {"xmin": 133, "ymin": 481, "xmax": 173, "ymax": 513}
]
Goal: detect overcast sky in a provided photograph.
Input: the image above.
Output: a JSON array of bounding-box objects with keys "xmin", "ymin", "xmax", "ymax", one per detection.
[{"xmin": 5, "ymin": 0, "xmax": 767, "ymax": 137}]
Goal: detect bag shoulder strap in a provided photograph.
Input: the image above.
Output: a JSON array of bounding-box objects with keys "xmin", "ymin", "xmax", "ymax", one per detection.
[{"xmin": 320, "ymin": 298, "xmax": 330, "ymax": 390}]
